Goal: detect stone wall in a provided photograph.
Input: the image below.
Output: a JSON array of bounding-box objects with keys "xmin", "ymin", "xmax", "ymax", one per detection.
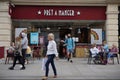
[
  {"xmin": 106, "ymin": 4, "xmax": 119, "ymax": 47},
  {"xmin": 0, "ymin": 1, "xmax": 11, "ymax": 48}
]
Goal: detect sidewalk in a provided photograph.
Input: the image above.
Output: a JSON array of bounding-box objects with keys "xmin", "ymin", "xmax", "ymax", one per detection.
[{"xmin": 0, "ymin": 58, "xmax": 120, "ymax": 80}]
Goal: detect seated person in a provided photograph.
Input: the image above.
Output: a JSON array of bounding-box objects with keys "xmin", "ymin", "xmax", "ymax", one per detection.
[
  {"xmin": 108, "ymin": 44, "xmax": 118, "ymax": 62},
  {"xmin": 103, "ymin": 41, "xmax": 109, "ymax": 54},
  {"xmin": 7, "ymin": 42, "xmax": 15, "ymax": 57},
  {"xmin": 90, "ymin": 44, "xmax": 99, "ymax": 58},
  {"xmin": 97, "ymin": 45, "xmax": 104, "ymax": 62}
]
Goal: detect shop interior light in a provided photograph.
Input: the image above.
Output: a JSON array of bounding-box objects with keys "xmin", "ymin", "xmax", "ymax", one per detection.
[
  {"xmin": 69, "ymin": 27, "xmax": 72, "ymax": 30},
  {"xmin": 38, "ymin": 28, "xmax": 41, "ymax": 33},
  {"xmin": 46, "ymin": 27, "xmax": 50, "ymax": 30},
  {"xmin": 58, "ymin": 27, "xmax": 61, "ymax": 29},
  {"xmin": 78, "ymin": 28, "xmax": 81, "ymax": 34}
]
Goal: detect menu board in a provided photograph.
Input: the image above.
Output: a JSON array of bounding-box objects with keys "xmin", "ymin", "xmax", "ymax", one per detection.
[{"xmin": 30, "ymin": 32, "xmax": 39, "ymax": 44}]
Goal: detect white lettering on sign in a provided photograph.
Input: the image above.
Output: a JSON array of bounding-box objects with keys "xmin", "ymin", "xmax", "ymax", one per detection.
[
  {"xmin": 58, "ymin": 10, "xmax": 74, "ymax": 16},
  {"xmin": 44, "ymin": 9, "xmax": 54, "ymax": 16},
  {"xmin": 39, "ymin": 9, "xmax": 77, "ymax": 16},
  {"xmin": 54, "ymin": 11, "xmax": 57, "ymax": 16}
]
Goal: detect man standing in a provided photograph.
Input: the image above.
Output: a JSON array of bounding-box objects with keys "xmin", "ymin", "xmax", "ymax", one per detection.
[
  {"xmin": 65, "ymin": 34, "xmax": 75, "ymax": 63},
  {"xmin": 21, "ymin": 32, "xmax": 28, "ymax": 65}
]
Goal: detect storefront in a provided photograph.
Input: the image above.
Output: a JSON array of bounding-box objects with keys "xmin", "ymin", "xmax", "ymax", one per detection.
[
  {"xmin": 10, "ymin": 6, "xmax": 106, "ymax": 57},
  {"xmin": 0, "ymin": 0, "xmax": 119, "ymax": 58}
]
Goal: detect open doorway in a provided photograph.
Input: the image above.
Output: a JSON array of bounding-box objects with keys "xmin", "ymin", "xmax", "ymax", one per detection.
[
  {"xmin": 59, "ymin": 29, "xmax": 71, "ymax": 40},
  {"xmin": 59, "ymin": 29, "xmax": 71, "ymax": 58}
]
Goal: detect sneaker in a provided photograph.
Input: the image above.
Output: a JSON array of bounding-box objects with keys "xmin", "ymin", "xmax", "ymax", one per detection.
[
  {"xmin": 25, "ymin": 61, "xmax": 27, "ymax": 64},
  {"xmin": 53, "ymin": 75, "xmax": 57, "ymax": 78},
  {"xmin": 19, "ymin": 65, "xmax": 23, "ymax": 68},
  {"xmin": 70, "ymin": 60, "xmax": 73, "ymax": 63},
  {"xmin": 9, "ymin": 67, "xmax": 14, "ymax": 70},
  {"xmin": 67, "ymin": 58, "xmax": 70, "ymax": 61},
  {"xmin": 20, "ymin": 67, "xmax": 25, "ymax": 70},
  {"xmin": 42, "ymin": 76, "xmax": 48, "ymax": 80}
]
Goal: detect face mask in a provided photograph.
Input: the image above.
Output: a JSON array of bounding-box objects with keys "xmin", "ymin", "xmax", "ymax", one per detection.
[{"xmin": 68, "ymin": 36, "xmax": 70, "ymax": 38}]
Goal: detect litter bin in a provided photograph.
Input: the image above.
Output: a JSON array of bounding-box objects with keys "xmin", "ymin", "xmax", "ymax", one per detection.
[{"xmin": 0, "ymin": 47, "xmax": 4, "ymax": 59}]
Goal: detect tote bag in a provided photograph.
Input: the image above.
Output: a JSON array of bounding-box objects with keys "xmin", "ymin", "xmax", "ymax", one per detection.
[{"xmin": 41, "ymin": 57, "xmax": 48, "ymax": 71}]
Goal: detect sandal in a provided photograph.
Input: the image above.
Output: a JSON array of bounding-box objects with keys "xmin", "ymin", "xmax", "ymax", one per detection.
[
  {"xmin": 53, "ymin": 75, "xmax": 57, "ymax": 78},
  {"xmin": 42, "ymin": 76, "xmax": 48, "ymax": 80}
]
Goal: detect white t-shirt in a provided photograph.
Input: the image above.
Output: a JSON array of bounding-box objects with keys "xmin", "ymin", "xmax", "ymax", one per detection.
[
  {"xmin": 90, "ymin": 47, "xmax": 99, "ymax": 57},
  {"xmin": 46, "ymin": 40, "xmax": 58, "ymax": 57}
]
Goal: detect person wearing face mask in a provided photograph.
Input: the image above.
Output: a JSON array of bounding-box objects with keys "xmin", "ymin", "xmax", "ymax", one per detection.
[
  {"xmin": 9, "ymin": 37, "xmax": 25, "ymax": 70},
  {"xmin": 20, "ymin": 32, "xmax": 28, "ymax": 65},
  {"xmin": 65, "ymin": 34, "xmax": 75, "ymax": 63}
]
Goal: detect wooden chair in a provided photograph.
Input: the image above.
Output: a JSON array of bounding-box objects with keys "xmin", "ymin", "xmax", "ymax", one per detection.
[
  {"xmin": 5, "ymin": 50, "xmax": 14, "ymax": 64},
  {"xmin": 33, "ymin": 47, "xmax": 41, "ymax": 60}
]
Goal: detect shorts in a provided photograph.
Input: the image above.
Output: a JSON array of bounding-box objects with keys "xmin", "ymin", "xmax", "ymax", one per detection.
[
  {"xmin": 67, "ymin": 48, "xmax": 73, "ymax": 54},
  {"xmin": 26, "ymin": 54, "xmax": 31, "ymax": 58}
]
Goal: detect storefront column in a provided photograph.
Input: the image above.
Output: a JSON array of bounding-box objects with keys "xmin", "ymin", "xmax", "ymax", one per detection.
[
  {"xmin": 106, "ymin": 4, "xmax": 119, "ymax": 47},
  {"xmin": 0, "ymin": 1, "xmax": 11, "ymax": 48}
]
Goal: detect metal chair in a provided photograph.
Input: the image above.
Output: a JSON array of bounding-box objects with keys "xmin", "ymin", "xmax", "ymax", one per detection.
[
  {"xmin": 33, "ymin": 47, "xmax": 41, "ymax": 60},
  {"xmin": 111, "ymin": 53, "xmax": 119, "ymax": 64},
  {"xmin": 87, "ymin": 50, "xmax": 93, "ymax": 64},
  {"xmin": 5, "ymin": 50, "xmax": 14, "ymax": 64}
]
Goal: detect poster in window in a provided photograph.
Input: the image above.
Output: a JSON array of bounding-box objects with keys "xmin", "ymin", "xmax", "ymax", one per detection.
[
  {"xmin": 15, "ymin": 28, "xmax": 27, "ymax": 39},
  {"xmin": 39, "ymin": 36, "xmax": 44, "ymax": 44},
  {"xmin": 91, "ymin": 29, "xmax": 102, "ymax": 44},
  {"xmin": 30, "ymin": 32, "xmax": 39, "ymax": 44}
]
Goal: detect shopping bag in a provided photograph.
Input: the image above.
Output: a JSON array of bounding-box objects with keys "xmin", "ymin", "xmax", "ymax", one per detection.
[{"xmin": 41, "ymin": 57, "xmax": 48, "ymax": 71}]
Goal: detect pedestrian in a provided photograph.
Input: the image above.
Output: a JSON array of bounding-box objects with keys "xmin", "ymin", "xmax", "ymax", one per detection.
[
  {"xmin": 20, "ymin": 32, "xmax": 28, "ymax": 65},
  {"xmin": 42, "ymin": 33, "xmax": 58, "ymax": 80},
  {"xmin": 9, "ymin": 37, "xmax": 25, "ymax": 70},
  {"xmin": 65, "ymin": 34, "xmax": 75, "ymax": 63}
]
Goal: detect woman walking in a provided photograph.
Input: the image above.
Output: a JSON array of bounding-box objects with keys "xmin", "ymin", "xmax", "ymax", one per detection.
[
  {"xmin": 9, "ymin": 37, "xmax": 25, "ymax": 70},
  {"xmin": 42, "ymin": 33, "xmax": 58, "ymax": 80}
]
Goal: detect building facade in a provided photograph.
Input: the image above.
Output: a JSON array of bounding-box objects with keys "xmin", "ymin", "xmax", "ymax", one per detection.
[{"xmin": 0, "ymin": 0, "xmax": 120, "ymax": 57}]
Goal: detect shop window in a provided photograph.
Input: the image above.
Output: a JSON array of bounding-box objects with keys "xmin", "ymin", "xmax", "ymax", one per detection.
[{"xmin": 75, "ymin": 28, "xmax": 91, "ymax": 43}]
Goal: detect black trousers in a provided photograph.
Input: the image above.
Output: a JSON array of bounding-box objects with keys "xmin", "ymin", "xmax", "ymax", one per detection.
[
  {"xmin": 45, "ymin": 54, "xmax": 57, "ymax": 77},
  {"xmin": 22, "ymin": 49, "xmax": 27, "ymax": 64},
  {"xmin": 12, "ymin": 56, "xmax": 25, "ymax": 68}
]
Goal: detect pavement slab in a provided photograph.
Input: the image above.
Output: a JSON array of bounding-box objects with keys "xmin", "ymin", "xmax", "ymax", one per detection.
[{"xmin": 0, "ymin": 58, "xmax": 120, "ymax": 80}]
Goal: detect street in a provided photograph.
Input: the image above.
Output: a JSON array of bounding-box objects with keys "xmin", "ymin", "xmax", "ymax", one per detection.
[{"xmin": 0, "ymin": 58, "xmax": 120, "ymax": 80}]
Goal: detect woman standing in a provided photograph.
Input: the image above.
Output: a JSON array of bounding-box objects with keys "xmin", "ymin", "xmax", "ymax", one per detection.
[{"xmin": 42, "ymin": 33, "xmax": 58, "ymax": 80}]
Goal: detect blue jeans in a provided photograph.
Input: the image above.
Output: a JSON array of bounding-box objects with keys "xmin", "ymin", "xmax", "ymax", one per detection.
[
  {"xmin": 108, "ymin": 52, "xmax": 113, "ymax": 59},
  {"xmin": 45, "ymin": 54, "xmax": 57, "ymax": 77}
]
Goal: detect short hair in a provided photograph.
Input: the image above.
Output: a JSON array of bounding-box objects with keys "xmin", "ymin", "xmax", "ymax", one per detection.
[{"xmin": 48, "ymin": 33, "xmax": 54, "ymax": 40}]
